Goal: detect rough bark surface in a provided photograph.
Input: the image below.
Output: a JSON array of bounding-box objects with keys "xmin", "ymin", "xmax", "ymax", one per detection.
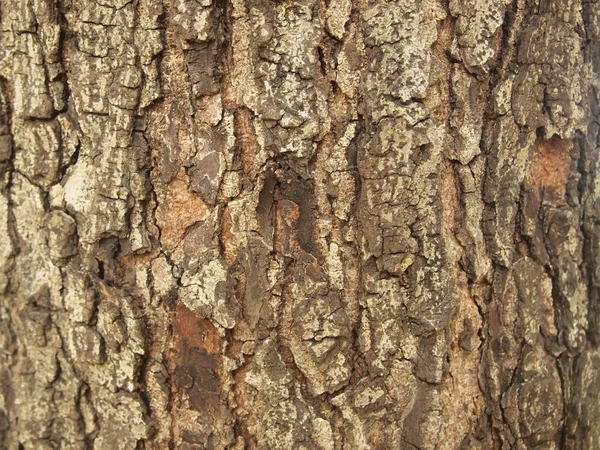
[{"xmin": 0, "ymin": 0, "xmax": 599, "ymax": 448}]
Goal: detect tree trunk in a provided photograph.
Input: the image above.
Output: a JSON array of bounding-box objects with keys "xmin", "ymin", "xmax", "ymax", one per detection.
[{"xmin": 0, "ymin": 0, "xmax": 599, "ymax": 448}]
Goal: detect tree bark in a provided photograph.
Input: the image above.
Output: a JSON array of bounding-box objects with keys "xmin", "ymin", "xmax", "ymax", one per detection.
[{"xmin": 0, "ymin": 0, "xmax": 599, "ymax": 448}]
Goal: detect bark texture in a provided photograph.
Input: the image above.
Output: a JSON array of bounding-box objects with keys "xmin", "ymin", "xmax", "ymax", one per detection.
[{"xmin": 0, "ymin": 0, "xmax": 599, "ymax": 448}]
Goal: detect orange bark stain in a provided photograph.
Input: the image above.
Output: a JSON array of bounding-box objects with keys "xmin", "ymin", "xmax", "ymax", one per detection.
[
  {"xmin": 528, "ymin": 136, "xmax": 572, "ymax": 206},
  {"xmin": 156, "ymin": 169, "xmax": 209, "ymax": 251}
]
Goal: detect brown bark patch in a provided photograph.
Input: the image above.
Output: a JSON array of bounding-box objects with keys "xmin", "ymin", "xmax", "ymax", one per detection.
[
  {"xmin": 220, "ymin": 205, "xmax": 237, "ymax": 265},
  {"xmin": 235, "ymin": 107, "xmax": 260, "ymax": 176},
  {"xmin": 440, "ymin": 272, "xmax": 485, "ymax": 450},
  {"xmin": 528, "ymin": 136, "xmax": 572, "ymax": 206},
  {"xmin": 172, "ymin": 303, "xmax": 222, "ymax": 414},
  {"xmin": 274, "ymin": 198, "xmax": 301, "ymax": 256},
  {"xmin": 146, "ymin": 17, "xmax": 199, "ymax": 184},
  {"xmin": 439, "ymin": 165, "xmax": 486, "ymax": 448},
  {"xmin": 117, "ymin": 252, "xmax": 158, "ymax": 271},
  {"xmin": 231, "ymin": 359, "xmax": 258, "ymax": 449},
  {"xmin": 196, "ymin": 94, "xmax": 223, "ymax": 126},
  {"xmin": 156, "ymin": 169, "xmax": 209, "ymax": 251},
  {"xmin": 427, "ymin": 15, "xmax": 453, "ymax": 123},
  {"xmin": 439, "ymin": 165, "xmax": 458, "ymax": 235},
  {"xmin": 175, "ymin": 303, "xmax": 221, "ymax": 354},
  {"xmin": 277, "ymin": 174, "xmax": 319, "ymax": 258}
]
